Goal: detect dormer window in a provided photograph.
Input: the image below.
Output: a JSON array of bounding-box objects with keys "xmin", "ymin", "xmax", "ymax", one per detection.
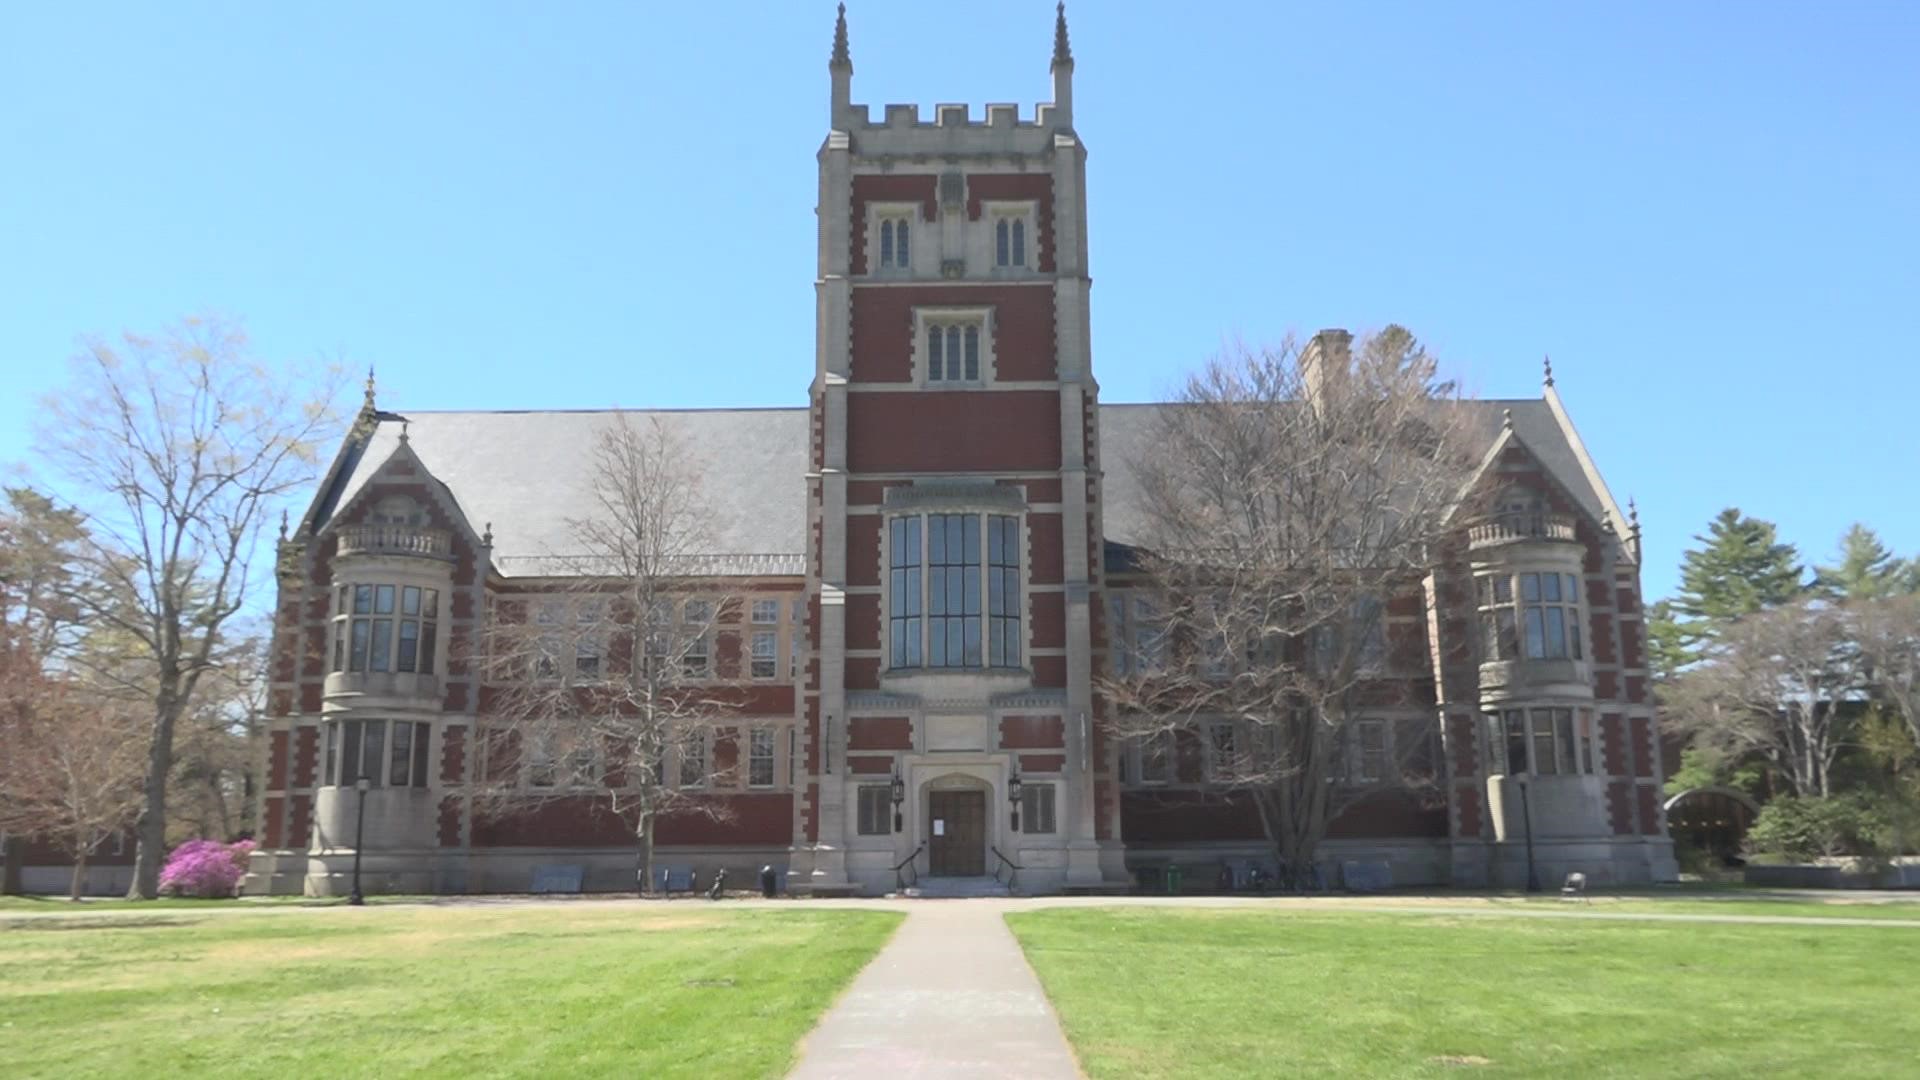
[
  {"xmin": 928, "ymin": 321, "xmax": 981, "ymax": 382},
  {"xmin": 878, "ymin": 214, "xmax": 911, "ymax": 270}
]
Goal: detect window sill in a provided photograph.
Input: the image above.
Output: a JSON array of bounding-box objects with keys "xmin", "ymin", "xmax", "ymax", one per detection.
[{"xmin": 1477, "ymin": 658, "xmax": 1592, "ymax": 695}]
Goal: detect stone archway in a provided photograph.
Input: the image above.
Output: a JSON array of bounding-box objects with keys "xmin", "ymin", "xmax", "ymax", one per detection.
[
  {"xmin": 923, "ymin": 773, "xmax": 993, "ymax": 877},
  {"xmin": 1663, "ymin": 786, "xmax": 1762, "ymax": 864}
]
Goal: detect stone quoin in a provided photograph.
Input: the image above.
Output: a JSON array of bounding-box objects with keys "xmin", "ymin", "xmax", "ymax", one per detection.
[{"xmin": 243, "ymin": 5, "xmax": 1677, "ymax": 898}]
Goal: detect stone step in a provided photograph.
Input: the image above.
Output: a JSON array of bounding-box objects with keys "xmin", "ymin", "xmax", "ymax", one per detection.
[{"xmin": 907, "ymin": 875, "xmax": 1013, "ymax": 899}]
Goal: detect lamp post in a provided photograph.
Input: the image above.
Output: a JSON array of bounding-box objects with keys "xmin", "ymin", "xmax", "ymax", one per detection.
[
  {"xmin": 349, "ymin": 774, "xmax": 371, "ymax": 906},
  {"xmin": 890, "ymin": 770, "xmax": 905, "ymax": 833},
  {"xmin": 1517, "ymin": 777, "xmax": 1542, "ymax": 894},
  {"xmin": 1008, "ymin": 769, "xmax": 1023, "ymax": 832}
]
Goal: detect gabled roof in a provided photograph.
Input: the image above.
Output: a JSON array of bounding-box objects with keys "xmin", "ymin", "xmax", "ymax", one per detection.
[
  {"xmin": 305, "ymin": 395, "xmax": 1624, "ymax": 578},
  {"xmin": 1097, "ymin": 398, "xmax": 1620, "ymax": 553},
  {"xmin": 323, "ymin": 408, "xmax": 810, "ymax": 576}
]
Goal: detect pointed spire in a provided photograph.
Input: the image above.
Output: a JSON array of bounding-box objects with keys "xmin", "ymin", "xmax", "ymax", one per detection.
[
  {"xmin": 1052, "ymin": 2, "xmax": 1073, "ymax": 67},
  {"xmin": 363, "ymin": 365, "xmax": 377, "ymax": 411},
  {"xmin": 1543, "ymin": 355, "xmax": 1554, "ymax": 389},
  {"xmin": 1628, "ymin": 497, "xmax": 1640, "ymax": 535},
  {"xmin": 278, "ymin": 509, "xmax": 289, "ymax": 542},
  {"xmin": 830, "ymin": 3, "xmax": 851, "ymax": 71}
]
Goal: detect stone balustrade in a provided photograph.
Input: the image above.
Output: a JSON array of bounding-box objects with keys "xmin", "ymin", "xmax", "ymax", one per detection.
[
  {"xmin": 335, "ymin": 523, "xmax": 453, "ymax": 559},
  {"xmin": 1468, "ymin": 513, "xmax": 1578, "ymax": 549}
]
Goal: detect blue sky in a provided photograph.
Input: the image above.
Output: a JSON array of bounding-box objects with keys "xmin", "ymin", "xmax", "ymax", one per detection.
[{"xmin": 2, "ymin": 1, "xmax": 1915, "ymax": 601}]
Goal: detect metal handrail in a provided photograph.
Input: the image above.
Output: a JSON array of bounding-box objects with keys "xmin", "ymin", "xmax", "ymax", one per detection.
[
  {"xmin": 989, "ymin": 845, "xmax": 1021, "ymax": 894},
  {"xmin": 892, "ymin": 843, "xmax": 924, "ymax": 891}
]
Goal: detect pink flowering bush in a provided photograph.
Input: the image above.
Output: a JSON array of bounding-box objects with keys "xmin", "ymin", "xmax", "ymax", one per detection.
[{"xmin": 158, "ymin": 839, "xmax": 256, "ymax": 898}]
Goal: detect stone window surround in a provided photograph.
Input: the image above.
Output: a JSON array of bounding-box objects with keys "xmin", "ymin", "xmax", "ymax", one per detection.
[
  {"xmin": 980, "ymin": 199, "xmax": 1038, "ymax": 277},
  {"xmin": 865, "ymin": 201, "xmax": 924, "ymax": 277},
  {"xmin": 910, "ymin": 306, "xmax": 997, "ymax": 387},
  {"xmin": 879, "ymin": 485, "xmax": 1030, "ymax": 675}
]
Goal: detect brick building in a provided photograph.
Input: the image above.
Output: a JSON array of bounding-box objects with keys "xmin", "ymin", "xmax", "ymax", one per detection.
[{"xmin": 245, "ymin": 7, "xmax": 1676, "ymax": 897}]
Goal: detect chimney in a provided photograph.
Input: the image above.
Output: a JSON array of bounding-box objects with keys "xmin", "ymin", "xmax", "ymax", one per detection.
[{"xmin": 1300, "ymin": 328, "xmax": 1353, "ymax": 414}]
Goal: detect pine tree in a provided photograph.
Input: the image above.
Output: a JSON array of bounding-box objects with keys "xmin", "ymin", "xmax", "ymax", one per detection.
[
  {"xmin": 1668, "ymin": 508, "xmax": 1805, "ymax": 664},
  {"xmin": 1813, "ymin": 523, "xmax": 1916, "ymax": 602}
]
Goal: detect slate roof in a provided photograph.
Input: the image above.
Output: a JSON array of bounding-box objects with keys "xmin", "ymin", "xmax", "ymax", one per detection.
[{"xmin": 314, "ymin": 398, "xmax": 1619, "ymax": 578}]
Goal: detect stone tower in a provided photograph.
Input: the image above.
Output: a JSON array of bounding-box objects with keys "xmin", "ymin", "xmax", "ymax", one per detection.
[{"xmin": 793, "ymin": 4, "xmax": 1121, "ymax": 894}]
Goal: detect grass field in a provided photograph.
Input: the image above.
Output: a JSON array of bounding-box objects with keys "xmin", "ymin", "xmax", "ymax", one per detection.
[
  {"xmin": 0, "ymin": 904, "xmax": 901, "ymax": 1078},
  {"xmin": 1008, "ymin": 907, "xmax": 1920, "ymax": 1079}
]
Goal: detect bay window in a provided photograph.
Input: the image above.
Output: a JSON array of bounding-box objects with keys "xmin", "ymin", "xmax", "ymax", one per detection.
[
  {"xmin": 1476, "ymin": 571, "xmax": 1582, "ymax": 662},
  {"xmin": 323, "ymin": 718, "xmax": 432, "ymax": 788},
  {"xmin": 332, "ymin": 584, "xmax": 439, "ymax": 674},
  {"xmin": 1485, "ymin": 707, "xmax": 1595, "ymax": 775}
]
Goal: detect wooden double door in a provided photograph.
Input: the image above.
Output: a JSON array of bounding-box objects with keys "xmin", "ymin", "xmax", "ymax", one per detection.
[{"xmin": 928, "ymin": 789, "xmax": 987, "ymax": 877}]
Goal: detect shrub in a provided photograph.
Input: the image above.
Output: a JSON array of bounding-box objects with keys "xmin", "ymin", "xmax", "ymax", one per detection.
[
  {"xmin": 158, "ymin": 839, "xmax": 256, "ymax": 898},
  {"xmin": 1744, "ymin": 794, "xmax": 1892, "ymax": 862}
]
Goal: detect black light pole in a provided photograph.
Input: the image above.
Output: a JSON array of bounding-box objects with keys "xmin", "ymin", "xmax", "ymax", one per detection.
[
  {"xmin": 890, "ymin": 770, "xmax": 905, "ymax": 833},
  {"xmin": 349, "ymin": 774, "xmax": 371, "ymax": 906},
  {"xmin": 1008, "ymin": 769, "xmax": 1023, "ymax": 832},
  {"xmin": 1518, "ymin": 777, "xmax": 1542, "ymax": 894}
]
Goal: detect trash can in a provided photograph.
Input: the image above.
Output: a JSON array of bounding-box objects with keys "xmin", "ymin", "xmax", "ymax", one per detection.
[
  {"xmin": 759, "ymin": 864, "xmax": 778, "ymax": 899},
  {"xmin": 1165, "ymin": 865, "xmax": 1184, "ymax": 894}
]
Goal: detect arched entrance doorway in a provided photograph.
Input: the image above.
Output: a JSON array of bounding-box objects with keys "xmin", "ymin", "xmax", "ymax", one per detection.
[
  {"xmin": 1663, "ymin": 786, "xmax": 1761, "ymax": 866},
  {"xmin": 924, "ymin": 774, "xmax": 992, "ymax": 877}
]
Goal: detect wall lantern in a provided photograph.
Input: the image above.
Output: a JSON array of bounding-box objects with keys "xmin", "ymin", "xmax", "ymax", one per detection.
[
  {"xmin": 1009, "ymin": 768, "xmax": 1024, "ymax": 832},
  {"xmin": 890, "ymin": 770, "xmax": 905, "ymax": 833}
]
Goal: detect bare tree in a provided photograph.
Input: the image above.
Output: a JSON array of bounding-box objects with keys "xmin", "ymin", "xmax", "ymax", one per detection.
[
  {"xmin": 0, "ymin": 672, "xmax": 147, "ymax": 900},
  {"xmin": 34, "ymin": 318, "xmax": 338, "ymax": 898},
  {"xmin": 473, "ymin": 414, "xmax": 747, "ymax": 893},
  {"xmin": 1664, "ymin": 598, "xmax": 1868, "ymax": 798},
  {"xmin": 1855, "ymin": 594, "xmax": 1920, "ymax": 754},
  {"xmin": 169, "ymin": 630, "xmax": 269, "ymax": 842},
  {"xmin": 1103, "ymin": 329, "xmax": 1483, "ymax": 880}
]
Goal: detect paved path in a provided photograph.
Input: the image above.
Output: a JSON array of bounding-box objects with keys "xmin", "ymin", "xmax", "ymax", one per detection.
[{"xmin": 786, "ymin": 902, "xmax": 1081, "ymax": 1080}]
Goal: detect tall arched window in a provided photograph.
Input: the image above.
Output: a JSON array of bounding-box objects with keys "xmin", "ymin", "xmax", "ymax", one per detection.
[{"xmin": 877, "ymin": 214, "xmax": 911, "ymax": 270}]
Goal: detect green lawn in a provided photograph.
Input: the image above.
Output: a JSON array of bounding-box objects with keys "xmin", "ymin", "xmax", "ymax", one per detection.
[
  {"xmin": 1008, "ymin": 907, "xmax": 1920, "ymax": 1079},
  {"xmin": 0, "ymin": 904, "xmax": 901, "ymax": 1078}
]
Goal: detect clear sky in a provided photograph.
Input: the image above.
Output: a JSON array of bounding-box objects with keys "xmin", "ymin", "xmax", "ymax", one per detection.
[{"xmin": 2, "ymin": 2, "xmax": 1915, "ymax": 602}]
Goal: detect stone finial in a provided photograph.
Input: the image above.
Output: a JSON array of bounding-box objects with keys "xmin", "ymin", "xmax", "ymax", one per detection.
[
  {"xmin": 482, "ymin": 521, "xmax": 494, "ymax": 547},
  {"xmin": 1543, "ymin": 354, "xmax": 1554, "ymax": 388},
  {"xmin": 1053, "ymin": 2, "xmax": 1073, "ymax": 67},
  {"xmin": 1628, "ymin": 497, "xmax": 1640, "ymax": 535},
  {"xmin": 399, "ymin": 420, "xmax": 410, "ymax": 444},
  {"xmin": 1501, "ymin": 407, "xmax": 1514, "ymax": 431},
  {"xmin": 278, "ymin": 509, "xmax": 289, "ymax": 542},
  {"xmin": 363, "ymin": 365, "xmax": 376, "ymax": 410},
  {"xmin": 830, "ymin": 3, "xmax": 851, "ymax": 70}
]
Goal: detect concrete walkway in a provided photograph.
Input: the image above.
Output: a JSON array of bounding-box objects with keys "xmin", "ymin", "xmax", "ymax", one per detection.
[{"xmin": 787, "ymin": 902, "xmax": 1081, "ymax": 1080}]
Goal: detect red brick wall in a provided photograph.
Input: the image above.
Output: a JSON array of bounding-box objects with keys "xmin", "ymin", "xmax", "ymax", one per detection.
[
  {"xmin": 850, "ymin": 716, "xmax": 913, "ymax": 750},
  {"xmin": 1029, "ymin": 591, "xmax": 1065, "ymax": 649},
  {"xmin": 293, "ymin": 726, "xmax": 318, "ymax": 787},
  {"xmin": 1020, "ymin": 753, "xmax": 1066, "ymax": 773},
  {"xmin": 1000, "ymin": 714, "xmax": 1065, "ymax": 749},
  {"xmin": 849, "ymin": 286, "xmax": 1056, "ymax": 384},
  {"xmin": 267, "ymin": 731, "xmax": 289, "ymax": 790},
  {"xmin": 847, "ymin": 391, "xmax": 1061, "ymax": 472}
]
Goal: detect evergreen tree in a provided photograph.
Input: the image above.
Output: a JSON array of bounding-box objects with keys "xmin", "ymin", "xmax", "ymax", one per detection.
[
  {"xmin": 1667, "ymin": 508, "xmax": 1805, "ymax": 664},
  {"xmin": 1814, "ymin": 523, "xmax": 1916, "ymax": 602}
]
